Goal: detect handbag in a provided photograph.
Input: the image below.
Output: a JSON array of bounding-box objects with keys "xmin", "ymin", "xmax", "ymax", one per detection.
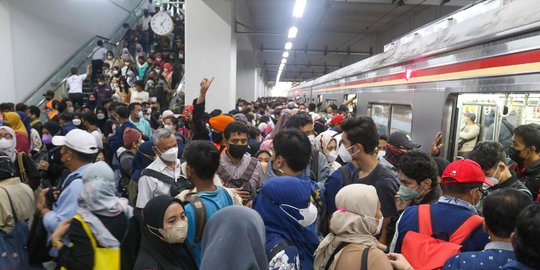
[
  {"xmin": 0, "ymin": 187, "xmax": 30, "ymax": 269},
  {"xmin": 27, "ymin": 213, "xmax": 52, "ymax": 264}
]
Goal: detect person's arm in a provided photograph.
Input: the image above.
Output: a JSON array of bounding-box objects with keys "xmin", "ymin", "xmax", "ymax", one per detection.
[
  {"xmin": 43, "ymin": 179, "xmax": 84, "ymax": 234},
  {"xmin": 85, "ymin": 64, "xmax": 91, "ymax": 77},
  {"xmin": 317, "ymin": 152, "xmax": 331, "ymax": 185},
  {"xmin": 196, "ymin": 77, "xmax": 214, "ymax": 105},
  {"xmin": 324, "ymin": 169, "xmax": 344, "ymax": 216},
  {"xmin": 56, "ymin": 219, "xmax": 94, "ymax": 270},
  {"xmin": 459, "ymin": 125, "xmax": 479, "ymax": 140},
  {"xmin": 22, "ymin": 153, "xmax": 41, "ymax": 190},
  {"xmin": 135, "ymin": 176, "xmax": 154, "ymax": 209},
  {"xmin": 375, "ymin": 177, "xmax": 399, "ymax": 245},
  {"xmin": 430, "ymin": 131, "xmax": 443, "ymax": 157}
]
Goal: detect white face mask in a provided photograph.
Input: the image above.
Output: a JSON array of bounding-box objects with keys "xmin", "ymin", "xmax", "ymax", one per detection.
[
  {"xmin": 97, "ymin": 113, "xmax": 105, "ymax": 120},
  {"xmin": 0, "ymin": 138, "xmax": 13, "ymax": 150},
  {"xmin": 137, "ymin": 111, "xmax": 144, "ymax": 119},
  {"xmin": 327, "ymin": 150, "xmax": 338, "ymax": 163},
  {"xmin": 147, "ymin": 219, "xmax": 188, "ymax": 244},
  {"xmin": 164, "ymin": 124, "xmax": 172, "ymax": 131},
  {"xmin": 338, "ymin": 144, "xmax": 354, "ymax": 163},
  {"xmin": 280, "ymin": 203, "xmax": 317, "ymax": 228},
  {"xmin": 377, "ymin": 150, "xmax": 386, "ymax": 160},
  {"xmin": 308, "ymin": 134, "xmax": 316, "ymax": 145},
  {"xmin": 72, "ymin": 119, "xmax": 82, "ymax": 126},
  {"xmin": 363, "ymin": 215, "xmax": 384, "ymax": 235},
  {"xmin": 159, "ymin": 147, "xmax": 178, "ymax": 162}
]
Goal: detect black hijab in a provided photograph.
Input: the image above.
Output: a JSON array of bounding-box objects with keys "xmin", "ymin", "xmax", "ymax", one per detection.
[
  {"xmin": 150, "ymin": 111, "xmax": 161, "ymax": 130},
  {"xmin": 135, "ymin": 195, "xmax": 197, "ymax": 270},
  {"xmin": 42, "ymin": 121, "xmax": 61, "ymax": 150},
  {"xmin": 95, "ymin": 106, "xmax": 109, "ymax": 132}
]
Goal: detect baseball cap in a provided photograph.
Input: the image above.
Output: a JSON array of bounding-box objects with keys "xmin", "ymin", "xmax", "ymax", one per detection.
[
  {"xmin": 209, "ymin": 114, "xmax": 235, "ymax": 133},
  {"xmin": 330, "ymin": 114, "xmax": 344, "ymax": 125},
  {"xmin": 441, "ymin": 159, "xmax": 493, "ymax": 186},
  {"xmin": 388, "ymin": 131, "xmax": 420, "ymax": 149},
  {"xmin": 52, "ymin": 129, "xmax": 99, "ymax": 154},
  {"xmin": 162, "ymin": 110, "xmax": 174, "ymax": 118}
]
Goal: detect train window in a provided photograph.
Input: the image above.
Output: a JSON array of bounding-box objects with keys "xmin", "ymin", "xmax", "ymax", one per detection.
[
  {"xmin": 453, "ymin": 93, "xmax": 540, "ymax": 158},
  {"xmin": 370, "ymin": 104, "xmax": 391, "ymax": 137},
  {"xmin": 390, "ymin": 105, "xmax": 413, "ymax": 135}
]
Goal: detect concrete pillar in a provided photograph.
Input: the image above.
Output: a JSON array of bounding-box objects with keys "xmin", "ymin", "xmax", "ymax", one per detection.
[
  {"xmin": 185, "ymin": 0, "xmax": 237, "ymax": 112},
  {"xmin": 236, "ymin": 50, "xmax": 258, "ymax": 102}
]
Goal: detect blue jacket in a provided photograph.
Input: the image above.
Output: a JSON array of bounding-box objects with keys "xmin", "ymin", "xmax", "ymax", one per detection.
[
  {"xmin": 390, "ymin": 199, "xmax": 490, "ymax": 253},
  {"xmin": 108, "ymin": 121, "xmax": 137, "ymax": 153}
]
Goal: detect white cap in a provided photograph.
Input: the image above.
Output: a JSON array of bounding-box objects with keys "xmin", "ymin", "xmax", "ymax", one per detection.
[
  {"xmin": 162, "ymin": 110, "xmax": 174, "ymax": 118},
  {"xmin": 52, "ymin": 129, "xmax": 99, "ymax": 154}
]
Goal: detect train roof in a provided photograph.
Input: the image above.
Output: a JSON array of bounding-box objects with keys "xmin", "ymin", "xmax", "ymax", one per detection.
[{"xmin": 293, "ymin": 0, "xmax": 540, "ymax": 90}]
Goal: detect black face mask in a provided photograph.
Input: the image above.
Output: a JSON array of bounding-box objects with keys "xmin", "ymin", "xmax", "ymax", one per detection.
[
  {"xmin": 507, "ymin": 147, "xmax": 525, "ymax": 167},
  {"xmin": 228, "ymin": 144, "xmax": 248, "ymax": 158}
]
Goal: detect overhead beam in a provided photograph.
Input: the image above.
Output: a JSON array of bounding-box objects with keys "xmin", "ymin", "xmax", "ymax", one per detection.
[
  {"xmin": 332, "ymin": 0, "xmax": 474, "ymax": 6},
  {"xmin": 260, "ymin": 48, "xmax": 371, "ymax": 56}
]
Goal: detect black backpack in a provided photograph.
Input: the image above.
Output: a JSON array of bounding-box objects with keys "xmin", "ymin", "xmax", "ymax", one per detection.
[{"xmin": 140, "ymin": 169, "xmax": 194, "ymax": 197}]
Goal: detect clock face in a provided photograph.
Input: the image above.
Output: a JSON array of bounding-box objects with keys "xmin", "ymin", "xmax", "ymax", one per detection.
[{"xmin": 150, "ymin": 12, "xmax": 174, "ymax": 36}]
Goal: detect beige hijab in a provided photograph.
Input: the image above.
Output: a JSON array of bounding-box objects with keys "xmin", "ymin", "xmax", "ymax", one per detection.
[{"xmin": 314, "ymin": 184, "xmax": 379, "ymax": 270}]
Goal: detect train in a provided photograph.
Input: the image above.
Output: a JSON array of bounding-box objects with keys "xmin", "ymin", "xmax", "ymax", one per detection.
[{"xmin": 289, "ymin": 0, "xmax": 540, "ymax": 160}]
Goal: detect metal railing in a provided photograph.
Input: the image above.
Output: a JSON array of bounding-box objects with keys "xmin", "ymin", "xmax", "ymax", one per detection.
[{"xmin": 24, "ymin": 0, "xmax": 147, "ymax": 107}]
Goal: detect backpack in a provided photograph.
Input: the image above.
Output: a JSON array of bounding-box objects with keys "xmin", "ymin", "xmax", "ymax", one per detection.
[
  {"xmin": 16, "ymin": 153, "xmax": 29, "ymax": 185},
  {"xmin": 401, "ymin": 204, "xmax": 484, "ymax": 270},
  {"xmin": 324, "ymin": 243, "xmax": 370, "ymax": 270},
  {"xmin": 60, "ymin": 214, "xmax": 120, "ymax": 270},
  {"xmin": 183, "ymin": 193, "xmax": 206, "ymax": 243},
  {"xmin": 217, "ymin": 157, "xmax": 258, "ymax": 196},
  {"xmin": 140, "ymin": 169, "xmax": 193, "ymax": 197},
  {"xmin": 0, "ymin": 188, "xmax": 30, "ymax": 270},
  {"xmin": 117, "ymin": 151, "xmax": 134, "ymax": 198},
  {"xmin": 340, "ymin": 164, "xmax": 354, "ymax": 187}
]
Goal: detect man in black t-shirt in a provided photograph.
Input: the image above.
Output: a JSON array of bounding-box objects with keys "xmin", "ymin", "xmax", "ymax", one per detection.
[{"xmin": 325, "ymin": 116, "xmax": 399, "ymax": 245}]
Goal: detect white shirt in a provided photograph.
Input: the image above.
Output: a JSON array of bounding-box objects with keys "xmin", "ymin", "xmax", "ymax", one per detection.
[
  {"xmin": 66, "ymin": 74, "xmax": 87, "ymax": 94},
  {"xmin": 91, "ymin": 46, "xmax": 108, "ymax": 61},
  {"xmin": 130, "ymin": 89, "xmax": 150, "ymax": 104},
  {"xmin": 90, "ymin": 129, "xmax": 103, "ymax": 149},
  {"xmin": 136, "ymin": 158, "xmax": 181, "ymax": 209},
  {"xmin": 139, "ymin": 16, "xmax": 152, "ymax": 31}
]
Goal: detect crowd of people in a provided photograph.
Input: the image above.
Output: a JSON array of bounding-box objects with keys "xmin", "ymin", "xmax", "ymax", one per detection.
[
  {"xmin": 1, "ymin": 5, "xmax": 540, "ymax": 267},
  {"xmin": 1, "ymin": 73, "xmax": 540, "ymax": 269}
]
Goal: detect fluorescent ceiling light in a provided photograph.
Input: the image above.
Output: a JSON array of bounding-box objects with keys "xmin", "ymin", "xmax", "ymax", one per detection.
[
  {"xmin": 284, "ymin": 42, "xmax": 293, "ymax": 50},
  {"xmin": 283, "ymin": 51, "xmax": 289, "ymax": 58},
  {"xmin": 293, "ymin": 0, "xmax": 306, "ymax": 18},
  {"xmin": 281, "ymin": 58, "xmax": 287, "ymax": 64},
  {"xmin": 288, "ymin": 26, "xmax": 298, "ymax": 39}
]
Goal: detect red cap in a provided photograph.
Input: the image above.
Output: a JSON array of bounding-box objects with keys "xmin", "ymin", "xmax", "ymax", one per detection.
[
  {"xmin": 330, "ymin": 114, "xmax": 344, "ymax": 125},
  {"xmin": 441, "ymin": 159, "xmax": 493, "ymax": 186}
]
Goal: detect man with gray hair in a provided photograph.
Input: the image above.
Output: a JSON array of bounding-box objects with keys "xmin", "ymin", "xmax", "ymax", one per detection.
[{"xmin": 136, "ymin": 128, "xmax": 181, "ymax": 209}]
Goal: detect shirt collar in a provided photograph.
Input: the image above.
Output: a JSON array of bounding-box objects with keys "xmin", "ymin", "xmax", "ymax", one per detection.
[
  {"xmin": 484, "ymin": 241, "xmax": 513, "ymax": 251},
  {"xmin": 154, "ymin": 156, "xmax": 180, "ymax": 173},
  {"xmin": 437, "ymin": 195, "xmax": 478, "ymax": 214}
]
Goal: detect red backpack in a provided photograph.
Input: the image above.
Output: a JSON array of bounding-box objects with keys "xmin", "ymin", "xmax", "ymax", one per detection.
[{"xmin": 401, "ymin": 204, "xmax": 484, "ymax": 270}]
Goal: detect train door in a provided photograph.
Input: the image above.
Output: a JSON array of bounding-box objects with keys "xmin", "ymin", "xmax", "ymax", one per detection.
[{"xmin": 451, "ymin": 93, "xmax": 540, "ymax": 159}]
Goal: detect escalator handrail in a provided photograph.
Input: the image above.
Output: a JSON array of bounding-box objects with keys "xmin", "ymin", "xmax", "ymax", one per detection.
[{"xmin": 26, "ymin": 0, "xmax": 147, "ymax": 105}]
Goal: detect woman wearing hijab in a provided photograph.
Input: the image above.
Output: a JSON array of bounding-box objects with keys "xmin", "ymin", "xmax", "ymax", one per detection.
[
  {"xmin": 129, "ymin": 141, "xmax": 155, "ymax": 205},
  {"xmin": 315, "ymin": 130, "xmax": 342, "ymax": 173},
  {"xmin": 266, "ymin": 109, "xmax": 295, "ymax": 140},
  {"xmin": 51, "ymin": 161, "xmax": 138, "ymax": 270},
  {"xmin": 2, "ymin": 112, "xmax": 29, "ymax": 153},
  {"xmin": 314, "ymin": 184, "xmax": 392, "ymax": 270},
  {"xmin": 200, "ymin": 206, "xmax": 268, "ymax": 270},
  {"xmin": 134, "ymin": 195, "xmax": 196, "ymax": 270},
  {"xmin": 162, "ymin": 62, "xmax": 173, "ymax": 87},
  {"xmin": 0, "ymin": 126, "xmax": 40, "ymax": 190},
  {"xmin": 253, "ymin": 176, "xmax": 320, "ymax": 270},
  {"xmin": 95, "ymin": 106, "xmax": 109, "ymax": 134},
  {"xmin": 38, "ymin": 121, "xmax": 66, "ymax": 187}
]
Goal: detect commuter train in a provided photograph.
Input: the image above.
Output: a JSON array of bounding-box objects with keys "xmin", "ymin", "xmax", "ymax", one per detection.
[{"xmin": 289, "ymin": 0, "xmax": 540, "ymax": 160}]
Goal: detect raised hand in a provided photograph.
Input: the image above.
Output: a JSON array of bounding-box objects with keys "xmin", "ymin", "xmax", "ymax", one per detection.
[
  {"xmin": 200, "ymin": 77, "xmax": 214, "ymax": 95},
  {"xmin": 431, "ymin": 131, "xmax": 443, "ymax": 157}
]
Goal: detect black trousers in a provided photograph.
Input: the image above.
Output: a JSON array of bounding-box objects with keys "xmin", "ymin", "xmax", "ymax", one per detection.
[{"xmin": 91, "ymin": 59, "xmax": 104, "ymax": 83}]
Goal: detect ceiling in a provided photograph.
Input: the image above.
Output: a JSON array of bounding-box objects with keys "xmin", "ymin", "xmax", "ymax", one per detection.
[{"xmin": 237, "ymin": 0, "xmax": 476, "ymax": 83}]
